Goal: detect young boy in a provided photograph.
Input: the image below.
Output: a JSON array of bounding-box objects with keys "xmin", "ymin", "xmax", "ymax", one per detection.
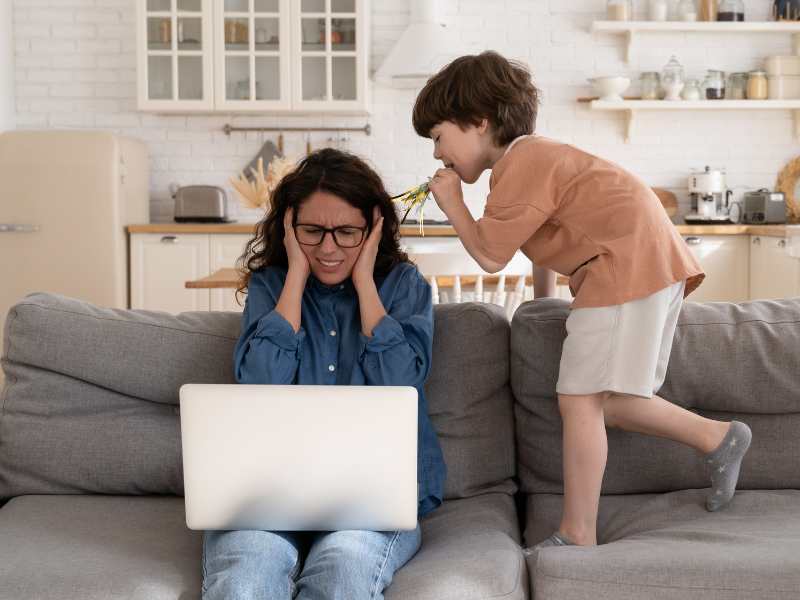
[{"xmin": 413, "ymin": 51, "xmax": 752, "ymax": 549}]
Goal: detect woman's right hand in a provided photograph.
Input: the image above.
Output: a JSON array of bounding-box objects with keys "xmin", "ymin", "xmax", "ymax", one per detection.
[{"xmin": 283, "ymin": 207, "xmax": 310, "ymax": 280}]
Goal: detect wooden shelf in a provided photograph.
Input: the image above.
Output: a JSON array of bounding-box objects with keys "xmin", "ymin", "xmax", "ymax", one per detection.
[
  {"xmin": 591, "ymin": 20, "xmax": 800, "ymax": 62},
  {"xmin": 592, "ymin": 20, "xmax": 800, "ymax": 33},
  {"xmin": 588, "ymin": 99, "xmax": 800, "ymax": 142}
]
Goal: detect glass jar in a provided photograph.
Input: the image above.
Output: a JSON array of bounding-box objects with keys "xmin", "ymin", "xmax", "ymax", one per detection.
[
  {"xmin": 746, "ymin": 70, "xmax": 769, "ymax": 99},
  {"xmin": 726, "ymin": 72, "xmax": 748, "ymax": 99},
  {"xmin": 678, "ymin": 0, "xmax": 699, "ymax": 20},
  {"xmin": 773, "ymin": 0, "xmax": 800, "ymax": 21},
  {"xmin": 700, "ymin": 0, "xmax": 718, "ymax": 20},
  {"xmin": 682, "ymin": 78, "xmax": 702, "ymax": 100},
  {"xmin": 661, "ymin": 56, "xmax": 685, "ymax": 100},
  {"xmin": 640, "ymin": 72, "xmax": 662, "ymax": 100},
  {"xmin": 649, "ymin": 0, "xmax": 670, "ymax": 21},
  {"xmin": 718, "ymin": 0, "xmax": 745, "ymax": 20},
  {"xmin": 703, "ymin": 69, "xmax": 725, "ymax": 99},
  {"xmin": 607, "ymin": 0, "xmax": 632, "ymax": 20}
]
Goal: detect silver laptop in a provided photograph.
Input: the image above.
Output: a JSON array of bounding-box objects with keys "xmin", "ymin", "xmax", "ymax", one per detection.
[{"xmin": 179, "ymin": 384, "xmax": 418, "ymax": 532}]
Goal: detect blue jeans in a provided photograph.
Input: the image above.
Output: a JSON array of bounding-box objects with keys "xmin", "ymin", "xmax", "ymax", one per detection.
[{"xmin": 202, "ymin": 525, "xmax": 421, "ymax": 600}]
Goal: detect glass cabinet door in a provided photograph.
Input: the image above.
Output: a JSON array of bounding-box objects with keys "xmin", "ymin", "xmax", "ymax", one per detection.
[
  {"xmin": 138, "ymin": 0, "xmax": 214, "ymax": 110},
  {"xmin": 293, "ymin": 0, "xmax": 364, "ymax": 110},
  {"xmin": 215, "ymin": 0, "xmax": 291, "ymax": 109}
]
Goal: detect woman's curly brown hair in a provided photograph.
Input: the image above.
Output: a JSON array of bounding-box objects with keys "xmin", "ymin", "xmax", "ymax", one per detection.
[{"xmin": 236, "ymin": 148, "xmax": 410, "ymax": 303}]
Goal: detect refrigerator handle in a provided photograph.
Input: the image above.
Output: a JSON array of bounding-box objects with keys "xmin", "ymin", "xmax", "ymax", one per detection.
[{"xmin": 0, "ymin": 224, "xmax": 40, "ymax": 233}]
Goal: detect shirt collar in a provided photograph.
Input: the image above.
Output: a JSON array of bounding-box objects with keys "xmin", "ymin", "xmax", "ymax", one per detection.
[
  {"xmin": 503, "ymin": 134, "xmax": 531, "ymax": 157},
  {"xmin": 309, "ymin": 274, "xmax": 354, "ymax": 295}
]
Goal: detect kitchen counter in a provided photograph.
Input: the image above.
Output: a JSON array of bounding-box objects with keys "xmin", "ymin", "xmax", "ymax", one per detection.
[{"xmin": 128, "ymin": 223, "xmax": 794, "ymax": 237}]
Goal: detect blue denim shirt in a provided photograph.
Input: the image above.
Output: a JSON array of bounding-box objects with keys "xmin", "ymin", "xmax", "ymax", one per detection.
[{"xmin": 233, "ymin": 262, "xmax": 447, "ymax": 518}]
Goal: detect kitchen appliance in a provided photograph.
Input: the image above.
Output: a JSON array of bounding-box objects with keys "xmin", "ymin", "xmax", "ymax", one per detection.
[
  {"xmin": 173, "ymin": 185, "xmax": 233, "ymax": 223},
  {"xmin": 742, "ymin": 189, "xmax": 787, "ymax": 224},
  {"xmin": 0, "ymin": 130, "xmax": 149, "ymax": 345},
  {"xmin": 685, "ymin": 166, "xmax": 734, "ymax": 224},
  {"xmin": 373, "ymin": 0, "xmax": 458, "ymax": 87}
]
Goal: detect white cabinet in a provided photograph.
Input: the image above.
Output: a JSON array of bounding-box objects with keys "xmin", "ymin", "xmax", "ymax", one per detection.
[
  {"xmin": 683, "ymin": 234, "xmax": 750, "ymax": 303},
  {"xmin": 213, "ymin": 0, "xmax": 292, "ymax": 110},
  {"xmin": 137, "ymin": 0, "xmax": 215, "ymax": 111},
  {"xmin": 210, "ymin": 233, "xmax": 251, "ymax": 311},
  {"xmin": 131, "ymin": 233, "xmax": 210, "ymax": 312},
  {"xmin": 749, "ymin": 235, "xmax": 800, "ymax": 300},
  {"xmin": 130, "ymin": 232, "xmax": 251, "ymax": 312},
  {"xmin": 137, "ymin": 0, "xmax": 369, "ymax": 113}
]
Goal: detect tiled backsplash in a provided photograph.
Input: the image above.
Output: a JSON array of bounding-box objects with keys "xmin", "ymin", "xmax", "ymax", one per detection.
[{"xmin": 10, "ymin": 0, "xmax": 800, "ymax": 223}]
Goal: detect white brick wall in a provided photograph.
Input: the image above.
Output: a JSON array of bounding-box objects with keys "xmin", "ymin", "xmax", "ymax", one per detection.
[
  {"xmin": 10, "ymin": 0, "xmax": 800, "ymax": 222},
  {"xmin": 0, "ymin": 0, "xmax": 14, "ymax": 131}
]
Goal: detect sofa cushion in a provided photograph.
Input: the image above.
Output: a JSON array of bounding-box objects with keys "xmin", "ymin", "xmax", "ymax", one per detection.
[
  {"xmin": 525, "ymin": 489, "xmax": 800, "ymax": 600},
  {"xmin": 0, "ymin": 492, "xmax": 525, "ymax": 600},
  {"xmin": 512, "ymin": 298, "xmax": 800, "ymax": 495},
  {"xmin": 425, "ymin": 303, "xmax": 517, "ymax": 499},
  {"xmin": 2, "ymin": 292, "xmax": 241, "ymax": 404},
  {"xmin": 0, "ymin": 495, "xmax": 202, "ymax": 600},
  {"xmin": 1, "ymin": 293, "xmax": 516, "ymax": 500},
  {"xmin": 389, "ymin": 493, "xmax": 527, "ymax": 600}
]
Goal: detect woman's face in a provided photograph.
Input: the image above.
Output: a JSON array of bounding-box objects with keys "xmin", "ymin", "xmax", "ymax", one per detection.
[{"xmin": 294, "ymin": 190, "xmax": 369, "ymax": 286}]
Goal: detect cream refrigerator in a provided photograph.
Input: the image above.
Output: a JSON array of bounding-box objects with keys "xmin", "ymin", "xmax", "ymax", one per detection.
[{"xmin": 0, "ymin": 130, "xmax": 149, "ymax": 344}]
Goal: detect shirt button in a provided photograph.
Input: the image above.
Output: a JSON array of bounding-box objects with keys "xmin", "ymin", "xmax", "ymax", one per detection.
[
  {"xmin": 328, "ymin": 364, "xmax": 335, "ymax": 372},
  {"xmin": 330, "ymin": 330, "xmax": 337, "ymax": 337}
]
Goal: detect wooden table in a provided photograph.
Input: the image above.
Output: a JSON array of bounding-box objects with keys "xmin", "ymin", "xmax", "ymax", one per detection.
[{"xmin": 186, "ymin": 268, "xmax": 244, "ymax": 289}]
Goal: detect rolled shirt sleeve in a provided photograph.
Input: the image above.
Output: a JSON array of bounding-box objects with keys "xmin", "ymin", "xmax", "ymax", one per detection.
[{"xmin": 234, "ymin": 269, "xmax": 306, "ymax": 384}]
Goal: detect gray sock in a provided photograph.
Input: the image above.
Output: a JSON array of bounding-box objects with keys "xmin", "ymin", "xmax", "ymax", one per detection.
[{"xmin": 704, "ymin": 421, "xmax": 752, "ymax": 512}]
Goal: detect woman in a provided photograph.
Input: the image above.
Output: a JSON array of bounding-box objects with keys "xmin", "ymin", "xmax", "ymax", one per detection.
[{"xmin": 202, "ymin": 148, "xmax": 446, "ymax": 600}]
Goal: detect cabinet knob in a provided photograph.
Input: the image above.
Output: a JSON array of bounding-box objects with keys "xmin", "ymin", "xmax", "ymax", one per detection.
[
  {"xmin": 778, "ymin": 239, "xmax": 787, "ymax": 248},
  {"xmin": 161, "ymin": 235, "xmax": 178, "ymax": 244},
  {"xmin": 685, "ymin": 236, "xmax": 702, "ymax": 245},
  {"xmin": 752, "ymin": 236, "xmax": 761, "ymax": 245}
]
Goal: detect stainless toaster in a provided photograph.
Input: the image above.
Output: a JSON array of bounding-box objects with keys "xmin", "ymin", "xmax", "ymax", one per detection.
[
  {"xmin": 173, "ymin": 185, "xmax": 233, "ymax": 223},
  {"xmin": 742, "ymin": 189, "xmax": 786, "ymax": 224}
]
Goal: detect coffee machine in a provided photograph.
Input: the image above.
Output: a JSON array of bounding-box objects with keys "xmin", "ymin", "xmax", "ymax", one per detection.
[{"xmin": 684, "ymin": 166, "xmax": 734, "ymax": 224}]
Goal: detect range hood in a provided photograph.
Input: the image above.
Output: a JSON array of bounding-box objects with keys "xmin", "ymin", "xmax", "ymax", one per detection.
[{"xmin": 373, "ymin": 0, "xmax": 458, "ymax": 88}]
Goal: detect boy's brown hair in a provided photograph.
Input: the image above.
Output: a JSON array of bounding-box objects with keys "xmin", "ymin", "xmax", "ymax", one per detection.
[{"xmin": 412, "ymin": 51, "xmax": 540, "ymax": 147}]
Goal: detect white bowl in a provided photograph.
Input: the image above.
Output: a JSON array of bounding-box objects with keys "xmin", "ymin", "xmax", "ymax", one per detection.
[{"xmin": 588, "ymin": 76, "xmax": 631, "ymax": 102}]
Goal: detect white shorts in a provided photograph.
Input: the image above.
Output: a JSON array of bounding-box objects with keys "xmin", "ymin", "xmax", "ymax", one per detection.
[{"xmin": 556, "ymin": 280, "xmax": 686, "ymax": 399}]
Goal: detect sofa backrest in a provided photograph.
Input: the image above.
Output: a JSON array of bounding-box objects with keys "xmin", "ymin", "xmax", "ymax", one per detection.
[
  {"xmin": 512, "ymin": 297, "xmax": 800, "ymax": 495},
  {"xmin": 0, "ymin": 293, "xmax": 516, "ymax": 501}
]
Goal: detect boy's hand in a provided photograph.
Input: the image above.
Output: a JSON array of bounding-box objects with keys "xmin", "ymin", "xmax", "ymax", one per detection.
[{"xmin": 428, "ymin": 168, "xmax": 464, "ymax": 215}]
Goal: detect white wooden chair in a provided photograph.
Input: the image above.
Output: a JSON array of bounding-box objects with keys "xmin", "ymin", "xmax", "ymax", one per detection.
[{"xmin": 404, "ymin": 239, "xmax": 534, "ymax": 319}]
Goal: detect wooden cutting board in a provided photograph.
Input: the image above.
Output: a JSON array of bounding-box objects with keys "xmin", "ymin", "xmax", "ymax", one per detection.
[{"xmin": 652, "ymin": 188, "xmax": 678, "ymax": 217}]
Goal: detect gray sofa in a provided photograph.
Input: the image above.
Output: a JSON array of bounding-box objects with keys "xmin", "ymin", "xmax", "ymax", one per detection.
[
  {"xmin": 0, "ymin": 293, "xmax": 524, "ymax": 600},
  {"xmin": 1, "ymin": 292, "xmax": 799, "ymax": 599},
  {"xmin": 514, "ymin": 299, "xmax": 800, "ymax": 600}
]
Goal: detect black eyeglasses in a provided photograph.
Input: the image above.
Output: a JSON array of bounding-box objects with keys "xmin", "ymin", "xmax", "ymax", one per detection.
[{"xmin": 293, "ymin": 224, "xmax": 368, "ymax": 248}]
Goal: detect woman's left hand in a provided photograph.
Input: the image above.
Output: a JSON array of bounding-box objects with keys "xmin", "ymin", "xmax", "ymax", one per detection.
[{"xmin": 352, "ymin": 206, "xmax": 384, "ymax": 289}]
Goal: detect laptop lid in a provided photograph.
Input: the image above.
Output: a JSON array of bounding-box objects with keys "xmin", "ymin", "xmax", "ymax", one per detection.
[{"xmin": 179, "ymin": 384, "xmax": 418, "ymax": 531}]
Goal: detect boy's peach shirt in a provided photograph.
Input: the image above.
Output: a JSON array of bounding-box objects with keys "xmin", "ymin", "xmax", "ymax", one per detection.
[{"xmin": 475, "ymin": 135, "xmax": 705, "ymax": 309}]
